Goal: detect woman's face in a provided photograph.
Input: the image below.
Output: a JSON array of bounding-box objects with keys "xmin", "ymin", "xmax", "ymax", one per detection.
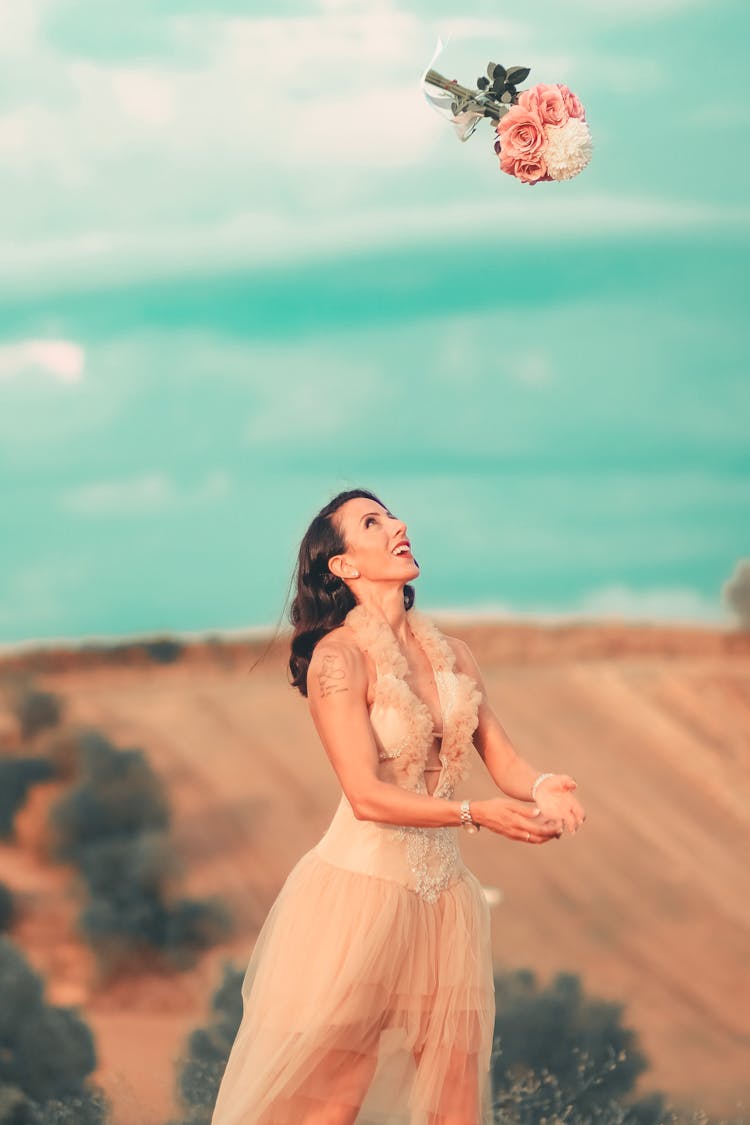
[{"xmin": 330, "ymin": 497, "xmax": 419, "ymax": 584}]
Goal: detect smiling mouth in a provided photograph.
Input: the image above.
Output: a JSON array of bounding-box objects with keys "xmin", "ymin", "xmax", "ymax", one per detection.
[{"xmin": 392, "ymin": 543, "xmax": 419, "ymax": 567}]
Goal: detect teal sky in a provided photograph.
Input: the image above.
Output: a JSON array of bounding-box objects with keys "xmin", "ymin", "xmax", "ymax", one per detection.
[{"xmin": 1, "ymin": 0, "xmax": 748, "ymax": 643}]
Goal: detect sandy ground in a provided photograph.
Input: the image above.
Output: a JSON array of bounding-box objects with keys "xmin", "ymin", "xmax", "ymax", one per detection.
[{"xmin": 1, "ymin": 618, "xmax": 749, "ymax": 1124}]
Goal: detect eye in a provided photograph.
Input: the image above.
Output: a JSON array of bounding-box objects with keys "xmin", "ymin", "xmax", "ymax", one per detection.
[{"xmin": 364, "ymin": 516, "xmax": 377, "ymax": 528}]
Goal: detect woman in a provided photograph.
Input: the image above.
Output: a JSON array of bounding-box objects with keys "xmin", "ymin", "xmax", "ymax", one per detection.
[{"xmin": 210, "ymin": 487, "xmax": 586, "ymax": 1125}]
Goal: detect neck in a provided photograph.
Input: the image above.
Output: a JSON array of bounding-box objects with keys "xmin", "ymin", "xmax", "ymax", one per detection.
[{"xmin": 353, "ymin": 585, "xmax": 411, "ymax": 645}]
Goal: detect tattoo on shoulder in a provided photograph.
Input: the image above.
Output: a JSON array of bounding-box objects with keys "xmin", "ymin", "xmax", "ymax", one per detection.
[{"xmin": 316, "ymin": 651, "xmax": 349, "ymax": 697}]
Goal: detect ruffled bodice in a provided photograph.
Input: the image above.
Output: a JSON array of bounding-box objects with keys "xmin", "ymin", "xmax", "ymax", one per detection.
[
  {"xmin": 344, "ymin": 602, "xmax": 483, "ymax": 799},
  {"xmin": 314, "ymin": 603, "xmax": 483, "ymax": 904}
]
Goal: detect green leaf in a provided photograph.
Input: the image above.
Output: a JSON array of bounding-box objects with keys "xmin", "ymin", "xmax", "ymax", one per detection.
[
  {"xmin": 492, "ymin": 63, "xmax": 507, "ymax": 81},
  {"xmin": 505, "ymin": 66, "xmax": 531, "ymax": 85}
]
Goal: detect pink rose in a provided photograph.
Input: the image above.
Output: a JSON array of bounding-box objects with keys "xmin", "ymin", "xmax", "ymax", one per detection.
[
  {"xmin": 498, "ymin": 147, "xmax": 549, "ymax": 184},
  {"xmin": 496, "ymin": 106, "xmax": 546, "ymax": 160},
  {"xmin": 518, "ymin": 83, "xmax": 567, "ymax": 127},
  {"xmin": 558, "ymin": 83, "xmax": 586, "ymax": 120},
  {"xmin": 498, "ymin": 147, "xmax": 517, "ymax": 175}
]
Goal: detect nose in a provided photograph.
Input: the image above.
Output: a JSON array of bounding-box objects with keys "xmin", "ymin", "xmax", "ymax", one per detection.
[{"xmin": 392, "ymin": 516, "xmax": 407, "ymax": 539}]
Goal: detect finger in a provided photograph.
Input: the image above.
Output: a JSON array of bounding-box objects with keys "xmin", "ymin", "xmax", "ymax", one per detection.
[{"xmin": 510, "ymin": 828, "xmax": 555, "ymax": 844}]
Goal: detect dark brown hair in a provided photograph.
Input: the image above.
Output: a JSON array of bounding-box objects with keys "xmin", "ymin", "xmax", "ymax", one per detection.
[{"xmin": 288, "ymin": 488, "xmax": 415, "ymax": 696}]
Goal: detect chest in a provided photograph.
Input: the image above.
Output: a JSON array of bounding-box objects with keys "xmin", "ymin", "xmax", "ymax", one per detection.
[{"xmin": 365, "ymin": 642, "xmax": 443, "ymax": 729}]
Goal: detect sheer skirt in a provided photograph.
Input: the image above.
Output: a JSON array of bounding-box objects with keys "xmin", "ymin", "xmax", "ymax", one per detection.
[{"xmin": 210, "ymin": 835, "xmax": 495, "ymax": 1125}]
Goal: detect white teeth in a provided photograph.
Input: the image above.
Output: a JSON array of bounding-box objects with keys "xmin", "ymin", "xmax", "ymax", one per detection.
[{"xmin": 393, "ymin": 544, "xmax": 410, "ymax": 556}]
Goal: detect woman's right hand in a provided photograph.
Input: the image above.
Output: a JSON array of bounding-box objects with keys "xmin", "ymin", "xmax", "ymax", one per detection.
[{"xmin": 471, "ymin": 797, "xmax": 562, "ymax": 843}]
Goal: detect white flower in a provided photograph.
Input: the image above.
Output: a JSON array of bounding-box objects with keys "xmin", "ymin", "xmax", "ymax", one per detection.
[{"xmin": 543, "ymin": 117, "xmax": 593, "ymax": 181}]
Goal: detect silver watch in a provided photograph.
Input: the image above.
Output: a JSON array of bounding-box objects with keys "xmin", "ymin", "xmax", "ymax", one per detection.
[{"xmin": 460, "ymin": 799, "xmax": 479, "ymax": 834}]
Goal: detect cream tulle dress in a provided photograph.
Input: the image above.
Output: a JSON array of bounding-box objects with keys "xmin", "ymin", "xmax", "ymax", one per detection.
[{"xmin": 209, "ymin": 603, "xmax": 495, "ymax": 1124}]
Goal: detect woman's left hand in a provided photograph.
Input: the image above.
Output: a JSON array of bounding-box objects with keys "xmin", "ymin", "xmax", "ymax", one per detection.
[{"xmin": 534, "ymin": 774, "xmax": 586, "ymax": 835}]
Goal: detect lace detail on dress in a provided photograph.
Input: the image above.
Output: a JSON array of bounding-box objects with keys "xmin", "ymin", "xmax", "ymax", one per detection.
[{"xmin": 394, "ymin": 825, "xmax": 460, "ymax": 903}]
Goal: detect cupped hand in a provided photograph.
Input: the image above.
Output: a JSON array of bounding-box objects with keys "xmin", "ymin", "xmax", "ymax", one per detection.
[
  {"xmin": 472, "ymin": 797, "xmax": 563, "ymax": 844},
  {"xmin": 533, "ymin": 774, "xmax": 586, "ymax": 835}
]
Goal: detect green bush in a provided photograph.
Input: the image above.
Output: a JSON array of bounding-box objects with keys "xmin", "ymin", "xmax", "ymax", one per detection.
[
  {"xmin": 0, "ymin": 937, "xmax": 107, "ymax": 1124},
  {"xmin": 141, "ymin": 640, "xmax": 184, "ymax": 665},
  {"xmin": 13, "ymin": 690, "xmax": 63, "ymax": 741},
  {"xmin": 722, "ymin": 559, "xmax": 750, "ymax": 629},
  {"xmin": 51, "ymin": 731, "xmax": 170, "ymax": 860},
  {"xmin": 170, "ymin": 962, "xmax": 244, "ymax": 1125},
  {"xmin": 492, "ymin": 969, "xmax": 655, "ymax": 1121},
  {"xmin": 0, "ymin": 758, "xmax": 55, "ymax": 838},
  {"xmin": 49, "ymin": 730, "xmax": 231, "ymax": 972}
]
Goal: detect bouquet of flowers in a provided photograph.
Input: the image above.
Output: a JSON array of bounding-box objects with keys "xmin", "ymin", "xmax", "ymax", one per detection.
[{"xmin": 422, "ymin": 55, "xmax": 592, "ymax": 185}]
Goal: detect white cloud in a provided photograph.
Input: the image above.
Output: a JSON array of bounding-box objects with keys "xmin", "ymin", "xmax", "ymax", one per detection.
[
  {"xmin": 0, "ymin": 0, "xmax": 40, "ymax": 55},
  {"xmin": 0, "ymin": 339, "xmax": 85, "ymax": 383},
  {"xmin": 576, "ymin": 583, "xmax": 726, "ymax": 624},
  {"xmin": 112, "ymin": 69, "xmax": 175, "ymax": 127},
  {"xmin": 430, "ymin": 584, "xmax": 727, "ymax": 625},
  {"xmin": 61, "ymin": 470, "xmax": 232, "ymax": 516},
  {"xmin": 2, "ymin": 193, "xmax": 746, "ymax": 298}
]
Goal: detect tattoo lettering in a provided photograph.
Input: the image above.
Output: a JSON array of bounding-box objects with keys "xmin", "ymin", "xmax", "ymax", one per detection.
[{"xmin": 317, "ymin": 652, "xmax": 349, "ymax": 698}]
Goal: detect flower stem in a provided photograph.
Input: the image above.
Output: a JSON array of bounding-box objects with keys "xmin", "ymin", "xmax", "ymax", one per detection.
[{"xmin": 423, "ymin": 69, "xmax": 502, "ymax": 122}]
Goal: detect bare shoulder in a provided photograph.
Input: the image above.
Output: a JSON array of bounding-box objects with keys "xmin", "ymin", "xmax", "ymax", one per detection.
[
  {"xmin": 308, "ymin": 625, "xmax": 368, "ymax": 703},
  {"xmin": 442, "ymin": 633, "xmax": 482, "ymax": 677}
]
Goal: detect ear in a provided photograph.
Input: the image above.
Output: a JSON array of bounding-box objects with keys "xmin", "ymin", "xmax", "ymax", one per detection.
[{"xmin": 329, "ymin": 555, "xmax": 359, "ymax": 580}]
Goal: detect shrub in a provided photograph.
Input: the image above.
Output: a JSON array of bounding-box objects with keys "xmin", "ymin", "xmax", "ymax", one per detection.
[
  {"xmin": 13, "ymin": 690, "xmax": 63, "ymax": 741},
  {"xmin": 0, "ymin": 758, "xmax": 56, "ymax": 838},
  {"xmin": 0, "ymin": 937, "xmax": 107, "ymax": 1123},
  {"xmin": 142, "ymin": 640, "xmax": 184, "ymax": 665},
  {"xmin": 51, "ymin": 731, "xmax": 170, "ymax": 862},
  {"xmin": 492, "ymin": 969, "xmax": 655, "ymax": 1119},
  {"xmin": 170, "ymin": 962, "xmax": 244, "ymax": 1125},
  {"xmin": 49, "ymin": 730, "xmax": 231, "ymax": 973},
  {"xmin": 722, "ymin": 559, "xmax": 750, "ymax": 629}
]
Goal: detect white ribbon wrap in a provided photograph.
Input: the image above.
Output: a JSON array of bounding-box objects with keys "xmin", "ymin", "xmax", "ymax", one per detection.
[{"xmin": 420, "ymin": 37, "xmax": 483, "ymax": 143}]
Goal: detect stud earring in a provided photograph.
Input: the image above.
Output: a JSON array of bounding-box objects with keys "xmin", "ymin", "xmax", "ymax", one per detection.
[{"xmin": 350, "ymin": 569, "xmax": 360, "ymax": 578}]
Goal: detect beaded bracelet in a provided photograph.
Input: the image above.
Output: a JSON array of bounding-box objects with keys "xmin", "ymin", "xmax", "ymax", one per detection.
[{"xmin": 531, "ymin": 772, "xmax": 555, "ymax": 801}]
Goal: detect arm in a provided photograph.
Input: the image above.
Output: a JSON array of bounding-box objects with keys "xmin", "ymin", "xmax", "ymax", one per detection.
[
  {"xmin": 307, "ymin": 636, "xmax": 562, "ymax": 843},
  {"xmin": 448, "ymin": 636, "xmax": 586, "ymax": 835}
]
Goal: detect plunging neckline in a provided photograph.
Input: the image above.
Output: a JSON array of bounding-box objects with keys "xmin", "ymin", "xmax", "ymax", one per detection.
[
  {"xmin": 344, "ymin": 601, "xmax": 482, "ymax": 800},
  {"xmin": 404, "ymin": 621, "xmax": 447, "ymax": 787},
  {"xmin": 358, "ymin": 606, "xmax": 448, "ymax": 791}
]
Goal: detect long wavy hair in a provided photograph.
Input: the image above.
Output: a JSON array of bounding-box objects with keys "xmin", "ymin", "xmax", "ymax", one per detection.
[{"xmin": 288, "ymin": 488, "xmax": 415, "ymax": 696}]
